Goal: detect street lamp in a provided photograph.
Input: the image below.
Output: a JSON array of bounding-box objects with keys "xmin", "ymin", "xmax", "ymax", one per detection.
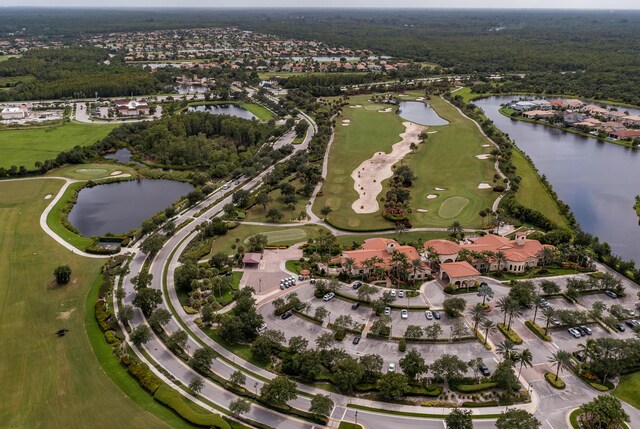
[{"xmin": 355, "ymin": 410, "xmax": 358, "ymax": 426}]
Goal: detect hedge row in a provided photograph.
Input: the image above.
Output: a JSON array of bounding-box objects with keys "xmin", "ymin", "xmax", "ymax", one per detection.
[
  {"xmin": 128, "ymin": 361, "xmax": 163, "ymax": 394},
  {"xmin": 544, "ymin": 372, "xmax": 566, "ymax": 389},
  {"xmin": 497, "ymin": 323, "xmax": 523, "ymax": 345},
  {"xmin": 473, "ymin": 328, "xmax": 492, "ymax": 350},
  {"xmin": 461, "ymin": 400, "xmax": 499, "ymax": 407},
  {"xmin": 455, "ymin": 382, "xmax": 497, "ymax": 393},
  {"xmin": 525, "ymin": 320, "xmax": 552, "ymax": 341},
  {"xmin": 153, "ymin": 385, "xmax": 230, "ymax": 429}
]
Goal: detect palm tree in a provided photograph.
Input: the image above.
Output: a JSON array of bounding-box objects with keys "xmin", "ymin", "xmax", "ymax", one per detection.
[
  {"xmin": 469, "ymin": 303, "xmax": 487, "ymax": 332},
  {"xmin": 448, "ymin": 221, "xmax": 463, "ymax": 240},
  {"xmin": 410, "ymin": 258, "xmax": 422, "ymax": 283},
  {"xmin": 537, "ymin": 247, "xmax": 557, "ymax": 267},
  {"xmin": 477, "ymin": 283, "xmax": 494, "ymax": 306},
  {"xmin": 362, "ymin": 257, "xmax": 376, "ymax": 281},
  {"xmin": 426, "ymin": 246, "xmax": 440, "ymax": 270},
  {"xmin": 342, "ymin": 257, "xmax": 356, "ymax": 282},
  {"xmin": 542, "ymin": 307, "xmax": 556, "ymax": 336},
  {"xmin": 481, "ymin": 319, "xmax": 496, "ymax": 346},
  {"xmin": 532, "ymin": 294, "xmax": 543, "ymax": 323},
  {"xmin": 548, "ymin": 350, "xmax": 572, "ymax": 381},
  {"xmin": 516, "ymin": 348, "xmax": 533, "ymax": 378},
  {"xmin": 507, "ymin": 302, "xmax": 523, "ymax": 330},
  {"xmin": 496, "ymin": 339, "xmax": 517, "ymax": 362},
  {"xmin": 496, "ymin": 296, "xmax": 512, "ymax": 325},
  {"xmin": 495, "ymin": 251, "xmax": 507, "ymax": 272}
]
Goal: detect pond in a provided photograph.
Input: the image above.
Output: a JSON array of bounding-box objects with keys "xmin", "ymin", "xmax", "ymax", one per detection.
[
  {"xmin": 398, "ymin": 101, "xmax": 449, "ymax": 126},
  {"xmin": 475, "ymin": 95, "xmax": 640, "ymax": 263},
  {"xmin": 177, "ymin": 84, "xmax": 209, "ymax": 94},
  {"xmin": 104, "ymin": 148, "xmax": 132, "ymax": 163},
  {"xmin": 187, "ymin": 104, "xmax": 257, "ymax": 120},
  {"xmin": 68, "ymin": 179, "xmax": 194, "ymax": 237}
]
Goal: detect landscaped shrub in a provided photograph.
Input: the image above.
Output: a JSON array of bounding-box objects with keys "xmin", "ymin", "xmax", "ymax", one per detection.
[
  {"xmin": 455, "ymin": 382, "xmax": 498, "ymax": 392},
  {"xmin": 128, "ymin": 361, "xmax": 162, "ymax": 394},
  {"xmin": 153, "ymin": 385, "xmax": 230, "ymax": 429},
  {"xmin": 420, "ymin": 400, "xmax": 457, "ymax": 407},
  {"xmin": 398, "ymin": 338, "xmax": 406, "ymax": 352},
  {"xmin": 497, "ymin": 323, "xmax": 523, "ymax": 344},
  {"xmin": 406, "ymin": 385, "xmax": 442, "ymax": 397},
  {"xmin": 525, "ymin": 320, "xmax": 552, "ymax": 341},
  {"xmin": 95, "ymin": 299, "xmax": 112, "ymax": 332},
  {"xmin": 461, "ymin": 400, "xmax": 499, "ymax": 407},
  {"xmin": 544, "ymin": 372, "xmax": 566, "ymax": 389}
]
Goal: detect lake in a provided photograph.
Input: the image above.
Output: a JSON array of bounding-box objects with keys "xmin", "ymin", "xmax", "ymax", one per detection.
[
  {"xmin": 398, "ymin": 101, "xmax": 449, "ymax": 126},
  {"xmin": 104, "ymin": 148, "xmax": 132, "ymax": 163},
  {"xmin": 188, "ymin": 104, "xmax": 257, "ymax": 120},
  {"xmin": 68, "ymin": 179, "xmax": 194, "ymax": 236},
  {"xmin": 475, "ymin": 96, "xmax": 640, "ymax": 263}
]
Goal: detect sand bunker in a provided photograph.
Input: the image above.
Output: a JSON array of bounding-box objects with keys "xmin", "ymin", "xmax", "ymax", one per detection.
[
  {"xmin": 351, "ymin": 121, "xmax": 427, "ymax": 213},
  {"xmin": 44, "ymin": 194, "xmax": 52, "ymax": 200},
  {"xmin": 434, "ymin": 187, "xmax": 446, "ymax": 191},
  {"xmin": 482, "ymin": 144, "xmax": 491, "ymax": 147},
  {"xmin": 416, "ymin": 97, "xmax": 425, "ymax": 101},
  {"xmin": 416, "ymin": 209, "xmax": 429, "ymax": 213},
  {"xmin": 426, "ymin": 194, "xmax": 438, "ymax": 199},
  {"xmin": 378, "ymin": 108, "xmax": 392, "ymax": 113},
  {"xmin": 427, "ymin": 131, "xmax": 438, "ymax": 134},
  {"xmin": 58, "ymin": 308, "xmax": 75, "ymax": 320},
  {"xmin": 478, "ymin": 183, "xmax": 492, "ymax": 189},
  {"xmin": 342, "ymin": 123, "xmax": 350, "ymax": 126},
  {"xmin": 475, "ymin": 154, "xmax": 490, "ymax": 160},
  {"xmin": 350, "ymin": 105, "xmax": 362, "ymax": 108},
  {"xmin": 342, "ymin": 119, "xmax": 351, "ymax": 124},
  {"xmin": 110, "ymin": 170, "xmax": 122, "ymax": 176}
]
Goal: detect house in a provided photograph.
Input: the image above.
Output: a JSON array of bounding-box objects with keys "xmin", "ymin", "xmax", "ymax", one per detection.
[
  {"xmin": 583, "ymin": 104, "xmax": 609, "ymax": 116},
  {"xmin": 606, "ymin": 111, "xmax": 627, "ymax": 122},
  {"xmin": 439, "ymin": 261, "xmax": 480, "ymax": 289},
  {"xmin": 114, "ymin": 99, "xmax": 150, "ymax": 117},
  {"xmin": 608, "ymin": 130, "xmax": 640, "ymax": 141},
  {"xmin": 1, "ymin": 104, "xmax": 29, "ymax": 120},
  {"xmin": 563, "ymin": 113, "xmax": 587, "ymax": 125},
  {"xmin": 622, "ymin": 115, "xmax": 640, "ymax": 127},
  {"xmin": 522, "ymin": 110, "xmax": 555, "ymax": 120},
  {"xmin": 512, "ymin": 101, "xmax": 537, "ymax": 111},
  {"xmin": 531, "ymin": 100, "xmax": 552, "ymax": 110},
  {"xmin": 565, "ymin": 99, "xmax": 585, "ymax": 109},
  {"xmin": 424, "ymin": 239, "xmax": 461, "ymax": 264},
  {"xmin": 242, "ymin": 252, "xmax": 262, "ymax": 268},
  {"xmin": 600, "ymin": 122, "xmax": 627, "ymax": 134},
  {"xmin": 341, "ymin": 238, "xmax": 430, "ymax": 281}
]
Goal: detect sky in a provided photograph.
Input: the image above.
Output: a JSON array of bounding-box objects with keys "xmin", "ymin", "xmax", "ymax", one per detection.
[{"xmin": 2, "ymin": 1, "xmax": 640, "ymax": 9}]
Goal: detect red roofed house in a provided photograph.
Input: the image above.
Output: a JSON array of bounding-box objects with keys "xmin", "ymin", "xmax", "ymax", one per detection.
[
  {"xmin": 341, "ymin": 238, "xmax": 430, "ymax": 281},
  {"xmin": 439, "ymin": 261, "xmax": 480, "ymax": 288},
  {"xmin": 424, "ymin": 239, "xmax": 461, "ymax": 264},
  {"xmin": 242, "ymin": 252, "xmax": 262, "ymax": 268}
]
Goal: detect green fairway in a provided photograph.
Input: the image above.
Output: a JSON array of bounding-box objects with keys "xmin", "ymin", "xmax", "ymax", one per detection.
[
  {"xmin": 47, "ymin": 163, "xmax": 136, "ymax": 180},
  {"xmin": 0, "ymin": 122, "xmax": 116, "ymax": 169},
  {"xmin": 245, "ymin": 228, "xmax": 308, "ymax": 244},
  {"xmin": 0, "ymin": 179, "xmax": 173, "ymax": 429},
  {"xmin": 614, "ymin": 371, "xmax": 640, "ymax": 409},
  {"xmin": 239, "ymin": 102, "xmax": 275, "ymax": 122},
  {"xmin": 212, "ymin": 224, "xmax": 329, "ymax": 255},
  {"xmin": 0, "ymin": 54, "xmax": 20, "ymax": 62}
]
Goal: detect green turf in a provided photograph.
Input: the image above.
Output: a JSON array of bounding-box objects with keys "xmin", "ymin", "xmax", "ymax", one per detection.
[
  {"xmin": 239, "ymin": 103, "xmax": 275, "ymax": 122},
  {"xmin": 0, "ymin": 178, "xmax": 174, "ymax": 429},
  {"xmin": 437, "ymin": 196, "xmax": 470, "ymax": 218},
  {"xmin": 244, "ymin": 228, "xmax": 308, "ymax": 245},
  {"xmin": 46, "ymin": 180, "xmax": 94, "ymax": 249},
  {"xmin": 211, "ymin": 224, "xmax": 329, "ymax": 255},
  {"xmin": 244, "ymin": 179, "xmax": 307, "ymax": 223},
  {"xmin": 46, "ymin": 163, "xmax": 136, "ymax": 180},
  {"xmin": 613, "ymin": 371, "xmax": 640, "ymax": 409},
  {"xmin": 335, "ymin": 230, "xmax": 449, "ymax": 248},
  {"xmin": 339, "ymin": 422, "xmax": 364, "ymax": 429},
  {"xmin": 0, "ymin": 122, "xmax": 116, "ymax": 169},
  {"xmin": 0, "ymin": 54, "xmax": 20, "ymax": 62}
]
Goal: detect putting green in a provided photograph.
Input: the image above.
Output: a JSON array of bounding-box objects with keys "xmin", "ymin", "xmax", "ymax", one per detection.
[
  {"xmin": 438, "ymin": 196, "xmax": 470, "ymax": 219},
  {"xmin": 244, "ymin": 228, "xmax": 307, "ymax": 244}
]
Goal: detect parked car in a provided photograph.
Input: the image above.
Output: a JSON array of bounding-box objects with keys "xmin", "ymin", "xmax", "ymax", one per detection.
[
  {"xmin": 281, "ymin": 310, "xmax": 293, "ymax": 320},
  {"xmin": 234, "ymin": 180, "xmax": 240, "ymax": 185},
  {"xmin": 401, "ymin": 309, "xmax": 408, "ymax": 319},
  {"xmin": 432, "ymin": 310, "xmax": 441, "ymax": 320},
  {"xmin": 604, "ymin": 290, "xmax": 618, "ymax": 299},
  {"xmin": 479, "ymin": 363, "xmax": 490, "ymax": 377},
  {"xmin": 310, "ymin": 279, "xmax": 316, "ymax": 284},
  {"xmin": 550, "ymin": 318, "xmax": 561, "ymax": 327},
  {"xmin": 222, "ymin": 184, "xmax": 230, "ymax": 190},
  {"xmin": 390, "ymin": 290, "xmax": 397, "ymax": 297},
  {"xmin": 280, "ymin": 284, "xmax": 285, "ymax": 290},
  {"xmin": 539, "ymin": 299, "xmax": 549, "ymax": 308},
  {"xmin": 257, "ymin": 323, "xmax": 267, "ymax": 333},
  {"xmin": 425, "ymin": 310, "xmax": 433, "ymax": 320},
  {"xmin": 352, "ymin": 281, "xmax": 362, "ymax": 290},
  {"xmin": 568, "ymin": 328, "xmax": 581, "ymax": 338},
  {"xmin": 352, "ymin": 336, "xmax": 361, "ymax": 345},
  {"xmin": 323, "ymin": 293, "xmax": 335, "ymax": 301},
  {"xmin": 575, "ymin": 351, "xmax": 585, "ymax": 362},
  {"xmin": 579, "ymin": 326, "xmax": 593, "ymax": 335},
  {"xmin": 351, "ymin": 302, "xmax": 360, "ymax": 310},
  {"xmin": 384, "ymin": 307, "xmax": 391, "ymax": 316},
  {"xmin": 388, "ymin": 363, "xmax": 396, "ymax": 372},
  {"xmin": 398, "ymin": 290, "xmax": 405, "ymax": 298},
  {"xmin": 613, "ymin": 323, "xmax": 625, "ymax": 332}
]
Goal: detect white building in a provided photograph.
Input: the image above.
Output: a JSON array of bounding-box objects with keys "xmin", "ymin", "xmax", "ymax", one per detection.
[{"xmin": 1, "ymin": 105, "xmax": 29, "ymax": 120}]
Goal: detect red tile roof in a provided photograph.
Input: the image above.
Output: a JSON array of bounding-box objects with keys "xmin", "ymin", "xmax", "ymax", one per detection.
[
  {"xmin": 424, "ymin": 239, "xmax": 461, "ymax": 255},
  {"xmin": 440, "ymin": 261, "xmax": 480, "ymax": 278}
]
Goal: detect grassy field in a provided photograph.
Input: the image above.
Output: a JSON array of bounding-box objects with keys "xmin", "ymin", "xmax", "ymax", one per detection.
[
  {"xmin": 0, "ymin": 54, "xmax": 20, "ymax": 62},
  {"xmin": 0, "ymin": 178, "xmax": 174, "ymax": 429},
  {"xmin": 239, "ymin": 102, "xmax": 275, "ymax": 122},
  {"xmin": 312, "ymin": 94, "xmax": 406, "ymax": 230},
  {"xmin": 46, "ymin": 163, "xmax": 136, "ymax": 180},
  {"xmin": 335, "ymin": 230, "xmax": 449, "ymax": 248},
  {"xmin": 211, "ymin": 224, "xmax": 329, "ymax": 255},
  {"xmin": 0, "ymin": 122, "xmax": 116, "ymax": 169},
  {"xmin": 614, "ymin": 372, "xmax": 640, "ymax": 410},
  {"xmin": 510, "ymin": 148, "xmax": 568, "ymax": 228},
  {"xmin": 244, "ymin": 179, "xmax": 307, "ymax": 223}
]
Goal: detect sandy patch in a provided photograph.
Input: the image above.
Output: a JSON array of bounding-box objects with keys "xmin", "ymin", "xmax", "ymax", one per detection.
[
  {"xmin": 350, "ymin": 104, "xmax": 362, "ymax": 108},
  {"xmin": 342, "ymin": 119, "xmax": 351, "ymax": 124},
  {"xmin": 478, "ymin": 183, "xmax": 492, "ymax": 189},
  {"xmin": 482, "ymin": 144, "xmax": 491, "ymax": 147},
  {"xmin": 44, "ymin": 194, "xmax": 52, "ymax": 200},
  {"xmin": 378, "ymin": 108, "xmax": 392, "ymax": 113},
  {"xmin": 58, "ymin": 308, "xmax": 75, "ymax": 320},
  {"xmin": 342, "ymin": 123, "xmax": 350, "ymax": 126},
  {"xmin": 426, "ymin": 194, "xmax": 438, "ymax": 199},
  {"xmin": 475, "ymin": 154, "xmax": 490, "ymax": 160},
  {"xmin": 427, "ymin": 131, "xmax": 438, "ymax": 134},
  {"xmin": 416, "ymin": 209, "xmax": 429, "ymax": 213},
  {"xmin": 351, "ymin": 121, "xmax": 427, "ymax": 213},
  {"xmin": 110, "ymin": 170, "xmax": 122, "ymax": 176},
  {"xmin": 416, "ymin": 97, "xmax": 425, "ymax": 101},
  {"xmin": 398, "ymin": 94, "xmax": 409, "ymax": 97},
  {"xmin": 434, "ymin": 187, "xmax": 446, "ymax": 191}
]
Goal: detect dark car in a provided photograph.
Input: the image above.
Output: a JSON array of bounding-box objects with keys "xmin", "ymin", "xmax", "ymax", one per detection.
[
  {"xmin": 352, "ymin": 336, "xmax": 361, "ymax": 345},
  {"xmin": 575, "ymin": 351, "xmax": 585, "ymax": 362},
  {"xmin": 351, "ymin": 302, "xmax": 360, "ymax": 310},
  {"xmin": 613, "ymin": 323, "xmax": 625, "ymax": 332},
  {"xmin": 579, "ymin": 326, "xmax": 593, "ymax": 336},
  {"xmin": 281, "ymin": 310, "xmax": 293, "ymax": 320},
  {"xmin": 479, "ymin": 363, "xmax": 490, "ymax": 377},
  {"xmin": 352, "ymin": 281, "xmax": 363, "ymax": 290},
  {"xmin": 604, "ymin": 290, "xmax": 618, "ymax": 299},
  {"xmin": 625, "ymin": 320, "xmax": 636, "ymax": 328},
  {"xmin": 432, "ymin": 310, "xmax": 441, "ymax": 320}
]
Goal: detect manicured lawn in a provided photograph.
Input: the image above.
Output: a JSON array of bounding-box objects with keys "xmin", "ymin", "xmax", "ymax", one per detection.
[
  {"xmin": 0, "ymin": 121, "xmax": 116, "ymax": 169},
  {"xmin": 335, "ymin": 230, "xmax": 450, "ymax": 248},
  {"xmin": 244, "ymin": 179, "xmax": 307, "ymax": 223},
  {"xmin": 239, "ymin": 102, "xmax": 275, "ymax": 122},
  {"xmin": 312, "ymin": 94, "xmax": 406, "ymax": 230},
  {"xmin": 0, "ymin": 54, "xmax": 20, "ymax": 62},
  {"xmin": 339, "ymin": 422, "xmax": 364, "ymax": 429},
  {"xmin": 211, "ymin": 224, "xmax": 329, "ymax": 255},
  {"xmin": 46, "ymin": 181, "xmax": 94, "ymax": 249},
  {"xmin": 0, "ymin": 178, "xmax": 173, "ymax": 428},
  {"xmin": 613, "ymin": 371, "xmax": 640, "ymax": 409},
  {"xmin": 510, "ymin": 148, "xmax": 568, "ymax": 228},
  {"xmin": 47, "ymin": 162, "xmax": 136, "ymax": 180}
]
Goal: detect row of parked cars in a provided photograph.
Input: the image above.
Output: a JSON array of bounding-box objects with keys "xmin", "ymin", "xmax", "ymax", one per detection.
[
  {"xmin": 567, "ymin": 326, "xmax": 593, "ymax": 338},
  {"xmin": 280, "ymin": 276, "xmax": 297, "ymax": 290}
]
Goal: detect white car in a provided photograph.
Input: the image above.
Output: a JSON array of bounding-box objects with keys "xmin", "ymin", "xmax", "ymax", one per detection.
[
  {"xmin": 398, "ymin": 290, "xmax": 405, "ymax": 298},
  {"xmin": 568, "ymin": 328, "xmax": 581, "ymax": 338},
  {"xmin": 401, "ymin": 309, "xmax": 408, "ymax": 319},
  {"xmin": 384, "ymin": 306, "xmax": 391, "ymax": 316},
  {"xmin": 390, "ymin": 289, "xmax": 397, "ymax": 297},
  {"xmin": 323, "ymin": 292, "xmax": 335, "ymax": 301},
  {"xmin": 388, "ymin": 363, "xmax": 396, "ymax": 372},
  {"xmin": 425, "ymin": 310, "xmax": 433, "ymax": 320}
]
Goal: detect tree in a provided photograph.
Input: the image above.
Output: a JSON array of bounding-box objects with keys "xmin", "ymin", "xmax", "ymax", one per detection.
[
  {"xmin": 188, "ymin": 376, "xmax": 204, "ymax": 395},
  {"xmin": 377, "ymin": 372, "xmax": 409, "ymax": 399},
  {"xmin": 232, "ymin": 189, "xmax": 251, "ymax": 208},
  {"xmin": 469, "ymin": 303, "xmax": 487, "ymax": 332},
  {"xmin": 119, "ymin": 305, "xmax": 135, "ymax": 324},
  {"xmin": 540, "ymin": 280, "xmax": 560, "ymax": 295},
  {"xmin": 516, "ymin": 348, "xmax": 533, "ymax": 378},
  {"xmin": 579, "ymin": 395, "xmax": 630, "ymax": 429},
  {"xmin": 446, "ymin": 408, "xmax": 473, "ymax": 429},
  {"xmin": 320, "ymin": 205, "xmax": 333, "ymax": 218},
  {"xmin": 448, "ymin": 221, "xmax": 463, "ymax": 240},
  {"xmin": 141, "ymin": 233, "xmax": 164, "ymax": 256},
  {"xmin": 495, "ymin": 409, "xmax": 541, "ymax": 429},
  {"xmin": 166, "ymin": 330, "xmax": 188, "ymax": 352},
  {"xmin": 133, "ymin": 287, "xmax": 163, "ymax": 316},
  {"xmin": 399, "ymin": 348, "xmax": 427, "ymax": 380},
  {"xmin": 54, "ymin": 265, "xmax": 72, "ymax": 285},
  {"xmin": 496, "ymin": 339, "xmax": 517, "ymax": 362},
  {"xmin": 430, "ymin": 354, "xmax": 469, "ymax": 385},
  {"xmin": 548, "ymin": 350, "xmax": 572, "ymax": 381},
  {"xmin": 189, "ymin": 346, "xmax": 216, "ymax": 373},
  {"xmin": 148, "ymin": 308, "xmax": 171, "ymax": 330},
  {"xmin": 131, "ymin": 271, "xmax": 153, "ymax": 290},
  {"xmin": 229, "ymin": 398, "xmax": 251, "ymax": 417},
  {"xmin": 266, "ymin": 208, "xmax": 283, "ymax": 222},
  {"xmin": 477, "ymin": 283, "xmax": 494, "ymax": 305},
  {"xmin": 252, "ymin": 329, "xmax": 285, "ymax": 362},
  {"xmin": 309, "ymin": 394, "xmax": 334, "ymax": 417},
  {"xmin": 357, "ymin": 284, "xmax": 377, "ymax": 302},
  {"xmin": 288, "ymin": 335, "xmax": 309, "ymax": 354},
  {"xmin": 315, "ymin": 332, "xmax": 335, "ymax": 350},
  {"xmin": 130, "ymin": 324, "xmax": 151, "ymax": 347},
  {"xmin": 542, "ymin": 307, "xmax": 556, "ymax": 336},
  {"xmin": 492, "ymin": 360, "xmax": 520, "ymax": 392},
  {"xmin": 260, "ymin": 376, "xmax": 297, "ymax": 407},
  {"xmin": 230, "ymin": 370, "xmax": 246, "ymax": 387},
  {"xmin": 404, "ymin": 325, "xmax": 423, "ymax": 340},
  {"xmin": 254, "ymin": 191, "xmax": 271, "ymax": 210},
  {"xmin": 333, "ymin": 357, "xmax": 364, "ymax": 393},
  {"xmin": 359, "ymin": 354, "xmax": 384, "ymax": 383},
  {"xmin": 425, "ymin": 323, "xmax": 443, "ymax": 341},
  {"xmin": 314, "ymin": 306, "xmax": 329, "ymax": 322},
  {"xmin": 443, "ymin": 297, "xmax": 466, "ymax": 317}
]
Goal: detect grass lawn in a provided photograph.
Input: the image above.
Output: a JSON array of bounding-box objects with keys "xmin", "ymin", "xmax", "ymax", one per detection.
[
  {"xmin": 0, "ymin": 121, "xmax": 116, "ymax": 169},
  {"xmin": 0, "ymin": 54, "xmax": 20, "ymax": 62},
  {"xmin": 339, "ymin": 423, "xmax": 364, "ymax": 429},
  {"xmin": 510, "ymin": 148, "xmax": 568, "ymax": 228},
  {"xmin": 335, "ymin": 230, "xmax": 449, "ymax": 248},
  {"xmin": 239, "ymin": 102, "xmax": 275, "ymax": 122},
  {"xmin": 613, "ymin": 371, "xmax": 640, "ymax": 409},
  {"xmin": 0, "ymin": 178, "xmax": 174, "ymax": 428},
  {"xmin": 244, "ymin": 179, "xmax": 308, "ymax": 223},
  {"xmin": 211, "ymin": 224, "xmax": 329, "ymax": 255},
  {"xmin": 48, "ymin": 162, "xmax": 137, "ymax": 180}
]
